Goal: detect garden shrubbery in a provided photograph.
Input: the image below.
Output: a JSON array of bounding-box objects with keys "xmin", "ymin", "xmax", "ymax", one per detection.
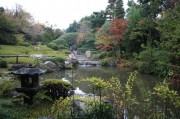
[
  {"xmin": 0, "ymin": 99, "xmax": 16, "ymax": 119},
  {"xmin": 48, "ymin": 57, "xmax": 65, "ymax": 68},
  {"xmin": 0, "ymin": 60, "xmax": 8, "ymax": 68},
  {"xmin": 0, "ymin": 80, "xmax": 19, "ymax": 97},
  {"xmin": 136, "ymin": 46, "xmax": 171, "ymax": 76},
  {"xmin": 47, "ymin": 43, "xmax": 59, "ymax": 50},
  {"xmin": 101, "ymin": 57, "xmax": 117, "ymax": 67},
  {"xmin": 47, "ymin": 42, "xmax": 68, "ymax": 50},
  {"xmin": 42, "ymin": 79, "xmax": 73, "ymax": 101}
]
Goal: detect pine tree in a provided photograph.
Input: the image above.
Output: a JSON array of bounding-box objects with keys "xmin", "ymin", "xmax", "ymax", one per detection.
[{"xmin": 115, "ymin": 0, "xmax": 125, "ymax": 19}]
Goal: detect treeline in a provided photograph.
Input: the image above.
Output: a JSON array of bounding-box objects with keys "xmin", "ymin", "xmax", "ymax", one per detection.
[
  {"xmin": 0, "ymin": 4, "xmax": 63, "ymax": 45},
  {"xmin": 63, "ymin": 0, "xmax": 179, "ymax": 76}
]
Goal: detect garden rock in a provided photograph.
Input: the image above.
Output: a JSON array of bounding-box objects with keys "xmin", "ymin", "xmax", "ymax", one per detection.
[
  {"xmin": 41, "ymin": 61, "xmax": 59, "ymax": 71},
  {"xmin": 73, "ymin": 100, "xmax": 87, "ymax": 112},
  {"xmin": 64, "ymin": 54, "xmax": 78, "ymax": 69},
  {"xmin": 85, "ymin": 50, "xmax": 91, "ymax": 58}
]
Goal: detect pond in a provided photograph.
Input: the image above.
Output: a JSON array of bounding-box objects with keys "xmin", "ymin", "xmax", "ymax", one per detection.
[
  {"xmin": 41, "ymin": 65, "xmax": 180, "ymax": 118},
  {"xmin": 41, "ymin": 65, "xmax": 162, "ymax": 101}
]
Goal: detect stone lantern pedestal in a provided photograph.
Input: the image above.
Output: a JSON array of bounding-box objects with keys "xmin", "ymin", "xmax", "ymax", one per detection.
[{"xmin": 12, "ymin": 66, "xmax": 46, "ymax": 105}]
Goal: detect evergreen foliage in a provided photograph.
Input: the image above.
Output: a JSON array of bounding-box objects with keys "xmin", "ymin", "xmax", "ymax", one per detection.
[
  {"xmin": 57, "ymin": 32, "xmax": 78, "ymax": 47},
  {"xmin": 50, "ymin": 38, "xmax": 68, "ymax": 49},
  {"xmin": 42, "ymin": 79, "xmax": 73, "ymax": 101},
  {"xmin": 39, "ymin": 26, "xmax": 63, "ymax": 45},
  {"xmin": 77, "ymin": 33, "xmax": 96, "ymax": 52},
  {"xmin": 66, "ymin": 21, "xmax": 80, "ymax": 33},
  {"xmin": 114, "ymin": 0, "xmax": 125, "ymax": 18}
]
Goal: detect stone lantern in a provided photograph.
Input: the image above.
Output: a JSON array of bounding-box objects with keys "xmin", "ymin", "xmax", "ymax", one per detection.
[{"xmin": 12, "ymin": 66, "xmax": 46, "ymax": 105}]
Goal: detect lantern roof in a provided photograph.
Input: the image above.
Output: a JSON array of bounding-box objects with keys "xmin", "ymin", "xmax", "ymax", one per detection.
[{"xmin": 11, "ymin": 66, "xmax": 46, "ymax": 75}]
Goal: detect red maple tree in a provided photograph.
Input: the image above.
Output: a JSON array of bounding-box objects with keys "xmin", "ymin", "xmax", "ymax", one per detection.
[{"xmin": 96, "ymin": 18, "xmax": 127, "ymax": 51}]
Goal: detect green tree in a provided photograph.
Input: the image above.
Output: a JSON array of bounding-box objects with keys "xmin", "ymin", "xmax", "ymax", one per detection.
[
  {"xmin": 90, "ymin": 11, "xmax": 106, "ymax": 29},
  {"xmin": 0, "ymin": 7, "xmax": 5, "ymax": 13},
  {"xmin": 114, "ymin": 0, "xmax": 125, "ymax": 18},
  {"xmin": 127, "ymin": 18, "xmax": 160, "ymax": 53},
  {"xmin": 157, "ymin": 2, "xmax": 180, "ymax": 65},
  {"xmin": 137, "ymin": 0, "xmax": 176, "ymax": 19},
  {"xmin": 60, "ymin": 32, "xmax": 78, "ymax": 47},
  {"xmin": 77, "ymin": 33, "xmax": 97, "ymax": 52},
  {"xmin": 126, "ymin": 0, "xmax": 142, "ymax": 30},
  {"xmin": 0, "ymin": 5, "xmax": 35, "ymax": 45},
  {"xmin": 49, "ymin": 37, "xmax": 68, "ymax": 50},
  {"xmin": 13, "ymin": 4, "xmax": 33, "ymax": 33},
  {"xmin": 0, "ymin": 7, "xmax": 18, "ymax": 44},
  {"xmin": 125, "ymin": 1, "xmax": 142, "ymax": 55},
  {"xmin": 137, "ymin": 0, "xmax": 162, "ymax": 18},
  {"xmin": 66, "ymin": 20, "xmax": 80, "ymax": 33},
  {"xmin": 40, "ymin": 26, "xmax": 63, "ymax": 44},
  {"xmin": 51, "ymin": 32, "xmax": 78, "ymax": 48}
]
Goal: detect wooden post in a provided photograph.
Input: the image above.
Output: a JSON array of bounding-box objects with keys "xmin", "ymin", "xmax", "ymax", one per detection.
[{"xmin": 16, "ymin": 56, "xmax": 18, "ymax": 64}]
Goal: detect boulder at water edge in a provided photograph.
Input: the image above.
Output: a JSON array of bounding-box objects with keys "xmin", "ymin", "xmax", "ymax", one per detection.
[{"xmin": 40, "ymin": 61, "xmax": 59, "ymax": 72}]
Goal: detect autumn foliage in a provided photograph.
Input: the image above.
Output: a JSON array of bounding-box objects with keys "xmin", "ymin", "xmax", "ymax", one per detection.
[{"xmin": 96, "ymin": 18, "xmax": 127, "ymax": 51}]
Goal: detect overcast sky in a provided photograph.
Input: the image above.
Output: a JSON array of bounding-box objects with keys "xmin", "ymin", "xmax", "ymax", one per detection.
[{"xmin": 0, "ymin": 0, "xmax": 128, "ymax": 30}]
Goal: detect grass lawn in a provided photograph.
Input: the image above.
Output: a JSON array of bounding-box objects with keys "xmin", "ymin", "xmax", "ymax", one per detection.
[{"xmin": 0, "ymin": 45, "xmax": 70, "ymax": 64}]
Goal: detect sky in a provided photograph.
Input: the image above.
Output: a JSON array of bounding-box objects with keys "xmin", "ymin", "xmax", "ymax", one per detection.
[{"xmin": 0, "ymin": 0, "xmax": 128, "ymax": 30}]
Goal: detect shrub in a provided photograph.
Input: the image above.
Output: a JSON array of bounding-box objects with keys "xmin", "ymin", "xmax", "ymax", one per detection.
[
  {"xmin": 59, "ymin": 32, "xmax": 78, "ymax": 46},
  {"xmin": 21, "ymin": 42, "xmax": 31, "ymax": 47},
  {"xmin": 51, "ymin": 95, "xmax": 114, "ymax": 119},
  {"xmin": 101, "ymin": 57, "xmax": 117, "ymax": 67},
  {"xmin": 62, "ymin": 50, "xmax": 71, "ymax": 54},
  {"xmin": 136, "ymin": 46, "xmax": 170, "ymax": 75},
  {"xmin": 77, "ymin": 48, "xmax": 88, "ymax": 53},
  {"xmin": 51, "ymin": 37, "xmax": 68, "ymax": 47},
  {"xmin": 99, "ymin": 52, "xmax": 108, "ymax": 59},
  {"xmin": 136, "ymin": 61, "xmax": 155, "ymax": 74},
  {"xmin": 0, "ymin": 80, "xmax": 19, "ymax": 97},
  {"xmin": 51, "ymin": 97, "xmax": 72, "ymax": 118},
  {"xmin": 42, "ymin": 79, "xmax": 73, "ymax": 101},
  {"xmin": 0, "ymin": 60, "xmax": 8, "ymax": 68},
  {"xmin": 91, "ymin": 54, "xmax": 100, "ymax": 60},
  {"xmin": 47, "ymin": 43, "xmax": 59, "ymax": 50},
  {"xmin": 0, "ymin": 99, "xmax": 15, "ymax": 119},
  {"xmin": 58, "ymin": 44, "xmax": 67, "ymax": 50},
  {"xmin": 85, "ymin": 102, "xmax": 114, "ymax": 119},
  {"xmin": 48, "ymin": 57, "xmax": 65, "ymax": 68}
]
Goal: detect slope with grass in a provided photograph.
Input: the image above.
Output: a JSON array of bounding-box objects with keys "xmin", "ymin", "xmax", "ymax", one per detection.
[{"xmin": 0, "ymin": 45, "xmax": 70, "ymax": 64}]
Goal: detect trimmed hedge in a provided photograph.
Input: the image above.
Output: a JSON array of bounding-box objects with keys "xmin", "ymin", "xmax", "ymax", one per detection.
[{"xmin": 42, "ymin": 79, "xmax": 73, "ymax": 101}]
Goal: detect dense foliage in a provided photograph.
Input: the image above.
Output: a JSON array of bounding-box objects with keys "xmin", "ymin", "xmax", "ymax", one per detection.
[
  {"xmin": 61, "ymin": 0, "xmax": 180, "ymax": 76},
  {"xmin": 0, "ymin": 60, "xmax": 8, "ymax": 68},
  {"xmin": 42, "ymin": 79, "xmax": 73, "ymax": 101},
  {"xmin": 0, "ymin": 5, "xmax": 63, "ymax": 46}
]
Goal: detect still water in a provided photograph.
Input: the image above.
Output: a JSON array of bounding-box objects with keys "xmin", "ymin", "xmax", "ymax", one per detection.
[
  {"xmin": 41, "ymin": 65, "xmax": 161, "ymax": 99},
  {"xmin": 41, "ymin": 65, "xmax": 180, "ymax": 118}
]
